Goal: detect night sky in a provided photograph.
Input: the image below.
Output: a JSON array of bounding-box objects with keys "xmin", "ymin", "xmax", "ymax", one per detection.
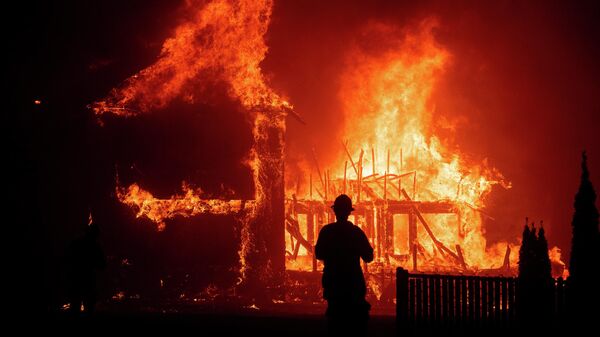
[{"xmin": 14, "ymin": 0, "xmax": 600, "ymax": 306}]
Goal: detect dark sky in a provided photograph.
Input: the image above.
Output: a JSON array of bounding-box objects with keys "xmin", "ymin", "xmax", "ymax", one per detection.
[{"xmin": 14, "ymin": 0, "xmax": 600, "ymax": 304}]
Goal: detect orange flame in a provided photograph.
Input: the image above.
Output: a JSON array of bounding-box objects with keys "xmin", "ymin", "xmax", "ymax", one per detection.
[
  {"xmin": 286, "ymin": 20, "xmax": 519, "ymax": 273},
  {"xmin": 117, "ymin": 183, "xmax": 251, "ymax": 231},
  {"xmin": 285, "ymin": 20, "xmax": 568, "ymax": 276},
  {"xmin": 94, "ymin": 0, "xmax": 290, "ymax": 283},
  {"xmin": 339, "ymin": 20, "xmax": 510, "ymax": 270},
  {"xmin": 549, "ymin": 246, "xmax": 569, "ymax": 279},
  {"xmin": 91, "ymin": 0, "xmax": 290, "ymax": 116}
]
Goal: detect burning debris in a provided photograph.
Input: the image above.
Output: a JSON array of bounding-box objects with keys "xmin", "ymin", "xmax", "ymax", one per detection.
[
  {"xmin": 284, "ymin": 20, "xmax": 515, "ymax": 276},
  {"xmin": 88, "ymin": 0, "xmax": 569, "ymax": 307}
]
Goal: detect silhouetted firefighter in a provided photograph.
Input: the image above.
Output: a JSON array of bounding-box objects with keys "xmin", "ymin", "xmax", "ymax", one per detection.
[
  {"xmin": 568, "ymin": 152, "xmax": 599, "ymax": 324},
  {"xmin": 315, "ymin": 194, "xmax": 374, "ymax": 335},
  {"xmin": 66, "ymin": 222, "xmax": 106, "ymax": 315},
  {"xmin": 517, "ymin": 219, "xmax": 553, "ymax": 328}
]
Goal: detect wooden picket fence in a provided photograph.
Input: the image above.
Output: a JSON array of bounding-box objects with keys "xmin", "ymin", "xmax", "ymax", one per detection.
[{"xmin": 396, "ymin": 268, "xmax": 568, "ymax": 328}]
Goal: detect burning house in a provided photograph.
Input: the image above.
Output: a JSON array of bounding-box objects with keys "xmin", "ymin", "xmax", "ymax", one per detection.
[{"xmin": 88, "ymin": 0, "xmax": 571, "ymax": 306}]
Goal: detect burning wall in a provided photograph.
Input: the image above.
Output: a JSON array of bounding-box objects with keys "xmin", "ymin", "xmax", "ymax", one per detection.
[{"xmin": 93, "ymin": 0, "xmax": 290, "ymax": 287}]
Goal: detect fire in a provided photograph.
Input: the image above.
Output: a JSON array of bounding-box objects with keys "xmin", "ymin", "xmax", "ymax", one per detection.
[
  {"xmin": 92, "ymin": 0, "xmax": 567, "ymax": 285},
  {"xmin": 286, "ymin": 20, "xmax": 515, "ymax": 273},
  {"xmin": 339, "ymin": 20, "xmax": 509, "ymax": 270},
  {"xmin": 93, "ymin": 0, "xmax": 290, "ymax": 284},
  {"xmin": 117, "ymin": 183, "xmax": 251, "ymax": 231},
  {"xmin": 91, "ymin": 0, "xmax": 290, "ymax": 116},
  {"xmin": 549, "ymin": 246, "xmax": 569, "ymax": 279}
]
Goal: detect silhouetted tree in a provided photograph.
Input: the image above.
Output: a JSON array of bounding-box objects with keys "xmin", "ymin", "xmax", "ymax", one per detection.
[
  {"xmin": 569, "ymin": 152, "xmax": 599, "ymax": 283},
  {"xmin": 518, "ymin": 220, "xmax": 535, "ymax": 324},
  {"xmin": 568, "ymin": 152, "xmax": 600, "ymax": 322},
  {"xmin": 537, "ymin": 225, "xmax": 554, "ymax": 318},
  {"xmin": 537, "ymin": 225, "xmax": 552, "ymax": 281},
  {"xmin": 529, "ymin": 225, "xmax": 539, "ymax": 278},
  {"xmin": 518, "ymin": 219, "xmax": 554, "ymax": 328},
  {"xmin": 518, "ymin": 221, "xmax": 532, "ymax": 280}
]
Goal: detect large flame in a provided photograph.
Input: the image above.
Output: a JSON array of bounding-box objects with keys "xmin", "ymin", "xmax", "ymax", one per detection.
[
  {"xmin": 93, "ymin": 0, "xmax": 566, "ymax": 280},
  {"xmin": 286, "ymin": 20, "xmax": 516, "ymax": 273},
  {"xmin": 93, "ymin": 0, "xmax": 289, "ymax": 283},
  {"xmin": 340, "ymin": 20, "xmax": 510, "ymax": 270},
  {"xmin": 92, "ymin": 0, "xmax": 290, "ymax": 115}
]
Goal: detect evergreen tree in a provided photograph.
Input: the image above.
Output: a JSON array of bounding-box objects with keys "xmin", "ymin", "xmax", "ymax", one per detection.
[
  {"xmin": 537, "ymin": 225, "xmax": 552, "ymax": 280},
  {"xmin": 568, "ymin": 152, "xmax": 600, "ymax": 323},
  {"xmin": 518, "ymin": 221, "xmax": 531, "ymax": 280},
  {"xmin": 529, "ymin": 224, "xmax": 539, "ymax": 279},
  {"xmin": 518, "ymin": 219, "xmax": 555, "ymax": 326},
  {"xmin": 569, "ymin": 152, "xmax": 600, "ymax": 282}
]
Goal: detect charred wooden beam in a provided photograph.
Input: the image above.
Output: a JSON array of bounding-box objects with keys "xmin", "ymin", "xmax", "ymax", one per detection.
[
  {"xmin": 409, "ymin": 212, "xmax": 417, "ymax": 267},
  {"xmin": 357, "ymin": 150, "xmax": 364, "ymax": 202},
  {"xmin": 285, "ymin": 215, "xmax": 313, "ymax": 255},
  {"xmin": 412, "ymin": 243, "xmax": 417, "ymax": 271},
  {"xmin": 307, "ymin": 207, "xmax": 316, "ymax": 272},
  {"xmin": 311, "ymin": 147, "xmax": 326, "ymax": 199},
  {"xmin": 502, "ymin": 244, "xmax": 511, "ymax": 271},
  {"xmin": 385, "ymin": 211, "xmax": 393, "ymax": 265},
  {"xmin": 293, "ymin": 198, "xmax": 456, "ymax": 215},
  {"xmin": 464, "ymin": 202, "xmax": 496, "ymax": 220},
  {"xmin": 342, "ymin": 141, "xmax": 359, "ymax": 177},
  {"xmin": 401, "ymin": 188, "xmax": 462, "ymax": 265},
  {"xmin": 376, "ymin": 207, "xmax": 382, "ymax": 261},
  {"xmin": 386, "ymin": 201, "xmax": 456, "ymax": 214},
  {"xmin": 399, "ymin": 148, "xmax": 403, "ymax": 200},
  {"xmin": 292, "ymin": 236, "xmax": 301, "ymax": 259},
  {"xmin": 456, "ymin": 244, "xmax": 468, "ymax": 270},
  {"xmin": 362, "ymin": 184, "xmax": 382, "ymax": 200},
  {"xmin": 343, "ymin": 161, "xmax": 347, "ymax": 194}
]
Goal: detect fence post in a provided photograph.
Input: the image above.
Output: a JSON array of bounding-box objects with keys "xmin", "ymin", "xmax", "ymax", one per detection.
[
  {"xmin": 423, "ymin": 275, "xmax": 429, "ymax": 323},
  {"xmin": 397, "ymin": 267, "xmax": 409, "ymax": 324},
  {"xmin": 442, "ymin": 277, "xmax": 449, "ymax": 324},
  {"xmin": 508, "ymin": 278, "xmax": 516, "ymax": 324},
  {"xmin": 481, "ymin": 278, "xmax": 488, "ymax": 323},
  {"xmin": 461, "ymin": 276, "xmax": 468, "ymax": 325},
  {"xmin": 468, "ymin": 277, "xmax": 475, "ymax": 327},
  {"xmin": 448, "ymin": 276, "xmax": 455, "ymax": 324},
  {"xmin": 494, "ymin": 277, "xmax": 501, "ymax": 323},
  {"xmin": 487, "ymin": 279, "xmax": 494, "ymax": 324},
  {"xmin": 416, "ymin": 277, "xmax": 423, "ymax": 324},
  {"xmin": 455, "ymin": 276, "xmax": 462, "ymax": 325},
  {"xmin": 474, "ymin": 277, "xmax": 481, "ymax": 327},
  {"xmin": 435, "ymin": 276, "xmax": 441, "ymax": 326}
]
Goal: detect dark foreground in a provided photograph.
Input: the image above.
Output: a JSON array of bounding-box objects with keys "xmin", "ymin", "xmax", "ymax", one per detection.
[
  {"xmin": 47, "ymin": 312, "xmax": 394, "ymax": 336},
  {"xmin": 44, "ymin": 312, "xmax": 578, "ymax": 337}
]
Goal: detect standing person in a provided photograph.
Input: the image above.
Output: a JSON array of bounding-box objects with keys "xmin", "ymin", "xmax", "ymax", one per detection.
[
  {"xmin": 315, "ymin": 194, "xmax": 374, "ymax": 335},
  {"xmin": 66, "ymin": 222, "xmax": 106, "ymax": 315}
]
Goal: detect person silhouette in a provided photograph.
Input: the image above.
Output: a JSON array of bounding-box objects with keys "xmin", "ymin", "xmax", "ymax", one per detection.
[
  {"xmin": 315, "ymin": 194, "xmax": 374, "ymax": 335},
  {"xmin": 66, "ymin": 222, "xmax": 106, "ymax": 315}
]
